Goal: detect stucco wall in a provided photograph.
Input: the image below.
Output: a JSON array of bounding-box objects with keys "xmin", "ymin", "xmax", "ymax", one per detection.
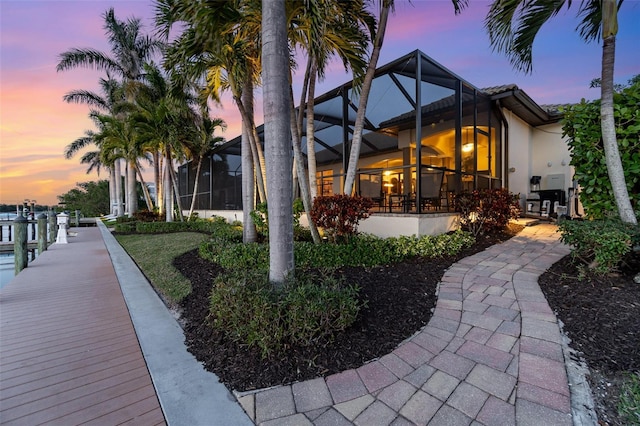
[
  {"xmin": 503, "ymin": 110, "xmax": 575, "ymax": 212},
  {"xmin": 504, "ymin": 110, "xmax": 533, "ymax": 202},
  {"xmin": 530, "ymin": 123, "xmax": 574, "ymax": 191},
  {"xmin": 188, "ymin": 210, "xmax": 459, "ymax": 238}
]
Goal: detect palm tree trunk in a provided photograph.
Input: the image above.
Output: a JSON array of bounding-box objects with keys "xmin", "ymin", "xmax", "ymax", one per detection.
[
  {"xmin": 263, "ymin": 0, "xmax": 294, "ymax": 285},
  {"xmin": 344, "ymin": 2, "xmax": 391, "ymax": 195},
  {"xmin": 188, "ymin": 157, "xmax": 203, "ymax": 219},
  {"xmin": 306, "ymin": 58, "xmax": 319, "ymax": 200},
  {"xmin": 157, "ymin": 154, "xmax": 164, "ymax": 214},
  {"xmin": 114, "ymin": 158, "xmax": 124, "ymax": 216},
  {"xmin": 234, "ymin": 95, "xmax": 267, "ymax": 203},
  {"xmin": 601, "ymin": 0, "xmax": 636, "ymax": 225},
  {"xmin": 127, "ymin": 160, "xmax": 138, "ymax": 217},
  {"xmin": 289, "ymin": 84, "xmax": 321, "ymax": 244},
  {"xmin": 109, "ymin": 166, "xmax": 117, "ymax": 215},
  {"xmin": 168, "ymin": 158, "xmax": 184, "ymax": 222},
  {"xmin": 242, "ymin": 80, "xmax": 258, "ymax": 243},
  {"xmin": 154, "ymin": 150, "xmax": 161, "ymax": 211},
  {"xmin": 164, "ymin": 151, "xmax": 173, "ymax": 222},
  {"xmin": 297, "ymin": 56, "xmax": 312, "ymax": 136},
  {"xmin": 136, "ymin": 165, "xmax": 154, "ymax": 211},
  {"xmin": 124, "ymin": 161, "xmax": 130, "ymax": 215}
]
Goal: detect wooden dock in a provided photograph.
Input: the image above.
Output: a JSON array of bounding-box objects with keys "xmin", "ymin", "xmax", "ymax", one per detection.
[{"xmin": 0, "ymin": 227, "xmax": 166, "ymax": 425}]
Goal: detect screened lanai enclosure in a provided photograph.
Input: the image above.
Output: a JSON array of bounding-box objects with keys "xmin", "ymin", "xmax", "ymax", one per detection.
[{"xmin": 178, "ymin": 50, "xmax": 507, "ymax": 214}]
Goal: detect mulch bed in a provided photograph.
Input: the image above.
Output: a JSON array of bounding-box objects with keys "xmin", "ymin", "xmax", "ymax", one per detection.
[
  {"xmin": 172, "ymin": 225, "xmax": 522, "ymax": 392},
  {"xmin": 538, "ymin": 251, "xmax": 640, "ymax": 426}
]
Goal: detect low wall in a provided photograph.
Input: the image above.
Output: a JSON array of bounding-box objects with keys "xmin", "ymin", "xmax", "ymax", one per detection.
[{"xmin": 187, "ymin": 210, "xmax": 460, "ymax": 238}]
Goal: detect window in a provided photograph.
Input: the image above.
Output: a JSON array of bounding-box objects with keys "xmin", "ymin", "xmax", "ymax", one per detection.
[{"xmin": 316, "ymin": 170, "xmax": 334, "ymax": 196}]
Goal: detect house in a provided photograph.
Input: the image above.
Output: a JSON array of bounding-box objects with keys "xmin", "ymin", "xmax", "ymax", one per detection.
[{"xmin": 177, "ymin": 50, "xmax": 579, "ymax": 237}]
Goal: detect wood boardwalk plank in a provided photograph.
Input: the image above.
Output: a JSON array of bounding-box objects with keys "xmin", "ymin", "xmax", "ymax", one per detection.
[{"xmin": 0, "ymin": 227, "xmax": 166, "ymax": 425}]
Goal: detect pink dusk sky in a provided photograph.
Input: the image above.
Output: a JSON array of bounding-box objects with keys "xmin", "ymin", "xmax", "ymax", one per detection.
[{"xmin": 1, "ymin": 0, "xmax": 639, "ymax": 206}]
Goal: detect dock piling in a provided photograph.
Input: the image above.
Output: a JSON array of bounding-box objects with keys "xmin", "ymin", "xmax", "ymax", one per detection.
[
  {"xmin": 14, "ymin": 213, "xmax": 28, "ymax": 274},
  {"xmin": 37, "ymin": 213, "xmax": 47, "ymax": 254},
  {"xmin": 48, "ymin": 210, "xmax": 57, "ymax": 245}
]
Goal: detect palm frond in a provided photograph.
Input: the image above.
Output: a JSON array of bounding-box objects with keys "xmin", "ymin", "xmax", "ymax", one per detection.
[
  {"xmin": 56, "ymin": 47, "xmax": 120, "ymax": 74},
  {"xmin": 63, "ymin": 90, "xmax": 108, "ymax": 110},
  {"xmin": 485, "ymin": 0, "xmax": 569, "ymax": 74}
]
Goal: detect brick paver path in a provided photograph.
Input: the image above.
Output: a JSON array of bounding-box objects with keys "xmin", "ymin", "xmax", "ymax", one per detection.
[{"xmin": 237, "ymin": 223, "xmax": 573, "ymax": 425}]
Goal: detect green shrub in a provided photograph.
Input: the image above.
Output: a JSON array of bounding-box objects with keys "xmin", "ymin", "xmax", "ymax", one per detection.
[
  {"xmin": 559, "ymin": 218, "xmax": 640, "ymax": 274},
  {"xmin": 135, "ymin": 221, "xmax": 189, "ymax": 233},
  {"xmin": 249, "ymin": 202, "xmax": 269, "ymax": 236},
  {"xmin": 127, "ymin": 218, "xmax": 243, "ymax": 240},
  {"xmin": 114, "ymin": 221, "xmax": 137, "ymax": 233},
  {"xmin": 133, "ymin": 210, "xmax": 161, "ymax": 222},
  {"xmin": 250, "ymin": 199, "xmax": 307, "ymax": 239},
  {"xmin": 455, "ymin": 189, "xmax": 521, "ymax": 236},
  {"xmin": 618, "ymin": 372, "xmax": 640, "ymax": 425},
  {"xmin": 201, "ymin": 229, "xmax": 475, "ymax": 270},
  {"xmin": 562, "ymin": 78, "xmax": 640, "ymax": 219},
  {"xmin": 294, "ymin": 225, "xmax": 313, "ymax": 242},
  {"xmin": 310, "ymin": 195, "xmax": 374, "ymax": 243},
  {"xmin": 386, "ymin": 229, "xmax": 476, "ymax": 259},
  {"xmin": 200, "ymin": 241, "xmax": 269, "ymax": 271},
  {"xmin": 115, "ymin": 216, "xmax": 137, "ymax": 224},
  {"xmin": 208, "ymin": 269, "xmax": 361, "ymax": 357}
]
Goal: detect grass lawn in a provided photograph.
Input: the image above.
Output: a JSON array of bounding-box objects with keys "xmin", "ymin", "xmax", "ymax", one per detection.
[{"xmin": 115, "ymin": 232, "xmax": 208, "ymax": 304}]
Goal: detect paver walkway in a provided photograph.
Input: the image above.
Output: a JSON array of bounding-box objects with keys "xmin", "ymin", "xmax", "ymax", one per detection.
[{"xmin": 237, "ymin": 223, "xmax": 573, "ymax": 425}]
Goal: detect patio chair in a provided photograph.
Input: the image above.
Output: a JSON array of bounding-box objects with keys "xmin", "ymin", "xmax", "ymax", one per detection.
[
  {"xmin": 388, "ymin": 194, "xmax": 407, "ymax": 212},
  {"xmin": 358, "ymin": 174, "xmax": 385, "ymax": 211},
  {"xmin": 420, "ymin": 169, "xmax": 444, "ymax": 211}
]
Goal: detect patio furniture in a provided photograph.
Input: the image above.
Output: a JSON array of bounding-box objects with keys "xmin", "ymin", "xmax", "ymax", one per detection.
[
  {"xmin": 387, "ymin": 194, "xmax": 405, "ymax": 212},
  {"xmin": 420, "ymin": 169, "xmax": 444, "ymax": 211},
  {"xmin": 359, "ymin": 173, "xmax": 385, "ymax": 211}
]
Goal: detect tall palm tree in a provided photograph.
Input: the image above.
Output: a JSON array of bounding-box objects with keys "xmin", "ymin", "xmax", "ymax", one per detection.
[
  {"xmin": 183, "ymin": 111, "xmax": 227, "ymax": 219},
  {"xmin": 94, "ymin": 114, "xmax": 139, "ymax": 216},
  {"xmin": 57, "ymin": 7, "xmax": 163, "ymax": 216},
  {"xmin": 133, "ymin": 63, "xmax": 195, "ymax": 221},
  {"xmin": 484, "ymin": 0, "xmax": 635, "ymax": 225},
  {"xmin": 63, "ymin": 77, "xmax": 126, "ymax": 215},
  {"xmin": 263, "ymin": 0, "xmax": 294, "ymax": 285},
  {"xmin": 155, "ymin": 0, "xmax": 268, "ymax": 205},
  {"xmin": 343, "ymin": 0, "xmax": 393, "ymax": 195},
  {"xmin": 286, "ymin": 0, "xmax": 370, "ymax": 244}
]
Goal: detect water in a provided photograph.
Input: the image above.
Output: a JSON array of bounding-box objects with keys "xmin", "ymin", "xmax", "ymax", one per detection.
[{"xmin": 0, "ymin": 253, "xmax": 16, "ymax": 289}]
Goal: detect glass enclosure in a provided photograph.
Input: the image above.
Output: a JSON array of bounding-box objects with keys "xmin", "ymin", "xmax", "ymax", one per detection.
[{"xmin": 178, "ymin": 50, "xmax": 505, "ymax": 213}]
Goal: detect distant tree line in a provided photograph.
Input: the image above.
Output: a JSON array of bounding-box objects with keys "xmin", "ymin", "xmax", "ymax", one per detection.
[
  {"xmin": 0, "ymin": 203, "xmax": 51, "ymax": 213},
  {"xmin": 56, "ymin": 179, "xmax": 146, "ymax": 218}
]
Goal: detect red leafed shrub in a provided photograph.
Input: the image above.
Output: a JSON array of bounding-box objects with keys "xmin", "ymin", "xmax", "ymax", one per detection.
[
  {"xmin": 456, "ymin": 188, "xmax": 520, "ymax": 236},
  {"xmin": 310, "ymin": 195, "xmax": 374, "ymax": 243}
]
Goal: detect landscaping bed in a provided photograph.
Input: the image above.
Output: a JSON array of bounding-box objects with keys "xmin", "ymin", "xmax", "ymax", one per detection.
[
  {"xmin": 172, "ymin": 225, "xmax": 522, "ymax": 391},
  {"xmin": 538, "ymin": 253, "xmax": 640, "ymax": 426}
]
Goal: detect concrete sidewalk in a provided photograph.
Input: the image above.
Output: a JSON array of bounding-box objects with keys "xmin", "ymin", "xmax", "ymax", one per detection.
[
  {"xmin": 97, "ymin": 221, "xmax": 253, "ymax": 426},
  {"xmin": 236, "ymin": 223, "xmax": 577, "ymax": 425}
]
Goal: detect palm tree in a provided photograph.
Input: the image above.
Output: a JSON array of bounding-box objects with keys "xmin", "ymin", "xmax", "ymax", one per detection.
[
  {"xmin": 484, "ymin": 0, "xmax": 635, "ymax": 225},
  {"xmin": 183, "ymin": 111, "xmax": 227, "ymax": 219},
  {"xmin": 263, "ymin": 0, "xmax": 294, "ymax": 285},
  {"xmin": 57, "ymin": 7, "xmax": 163, "ymax": 216},
  {"xmin": 241, "ymin": 84, "xmax": 258, "ymax": 243},
  {"xmin": 343, "ymin": 0, "xmax": 393, "ymax": 195},
  {"xmin": 286, "ymin": 0, "xmax": 370, "ymax": 244},
  {"xmin": 133, "ymin": 62, "xmax": 195, "ymax": 221},
  {"xmin": 63, "ymin": 77, "xmax": 126, "ymax": 215},
  {"xmin": 155, "ymin": 0, "xmax": 268, "ymax": 205}
]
